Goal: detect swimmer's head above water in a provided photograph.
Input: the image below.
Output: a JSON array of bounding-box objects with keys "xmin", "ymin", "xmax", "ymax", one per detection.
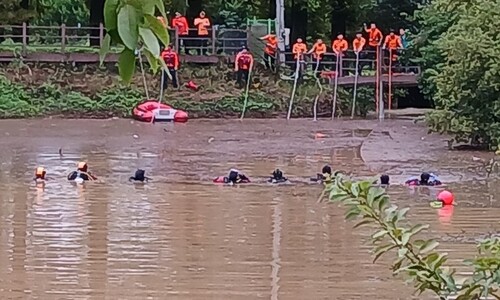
[
  {"xmin": 420, "ymin": 172, "xmax": 430, "ymax": 185},
  {"xmin": 77, "ymin": 161, "xmax": 88, "ymax": 172},
  {"xmin": 380, "ymin": 174, "xmax": 390, "ymax": 185},
  {"xmin": 34, "ymin": 166, "xmax": 46, "ymax": 180},
  {"xmin": 129, "ymin": 169, "xmax": 150, "ymax": 182},
  {"xmin": 322, "ymin": 165, "xmax": 332, "ymax": 175}
]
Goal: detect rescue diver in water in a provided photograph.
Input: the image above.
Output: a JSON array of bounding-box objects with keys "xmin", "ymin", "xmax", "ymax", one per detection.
[
  {"xmin": 311, "ymin": 165, "xmax": 341, "ymax": 182},
  {"xmin": 213, "ymin": 169, "xmax": 250, "ymax": 184},
  {"xmin": 34, "ymin": 166, "xmax": 47, "ymax": 183},
  {"xmin": 405, "ymin": 172, "xmax": 442, "ymax": 186},
  {"xmin": 268, "ymin": 169, "xmax": 288, "ymax": 183},
  {"xmin": 129, "ymin": 169, "xmax": 151, "ymax": 182},
  {"xmin": 67, "ymin": 162, "xmax": 97, "ymax": 181}
]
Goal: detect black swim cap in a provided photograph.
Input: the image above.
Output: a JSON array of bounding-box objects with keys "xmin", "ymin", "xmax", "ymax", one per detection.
[
  {"xmin": 420, "ymin": 172, "xmax": 430, "ymax": 182},
  {"xmin": 380, "ymin": 174, "xmax": 390, "ymax": 185},
  {"xmin": 322, "ymin": 165, "xmax": 332, "ymax": 175}
]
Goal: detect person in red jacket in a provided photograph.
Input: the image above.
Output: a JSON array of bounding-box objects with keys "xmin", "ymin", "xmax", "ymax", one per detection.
[
  {"xmin": 161, "ymin": 44, "xmax": 180, "ymax": 89},
  {"xmin": 234, "ymin": 47, "xmax": 254, "ymax": 88},
  {"xmin": 171, "ymin": 12, "xmax": 189, "ymax": 53}
]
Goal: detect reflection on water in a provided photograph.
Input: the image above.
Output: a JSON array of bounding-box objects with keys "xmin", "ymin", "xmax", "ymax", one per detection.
[{"xmin": 0, "ymin": 119, "xmax": 498, "ymax": 299}]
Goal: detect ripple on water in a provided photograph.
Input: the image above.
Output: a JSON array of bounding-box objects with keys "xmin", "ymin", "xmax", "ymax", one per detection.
[{"xmin": 0, "ymin": 119, "xmax": 498, "ymax": 299}]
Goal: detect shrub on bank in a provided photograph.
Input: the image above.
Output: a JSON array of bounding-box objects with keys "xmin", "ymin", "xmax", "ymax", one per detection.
[{"xmin": 0, "ymin": 63, "xmax": 381, "ymax": 119}]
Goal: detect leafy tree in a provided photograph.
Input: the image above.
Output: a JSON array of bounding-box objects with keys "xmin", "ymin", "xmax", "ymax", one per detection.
[
  {"xmin": 32, "ymin": 0, "xmax": 89, "ymax": 26},
  {"xmin": 100, "ymin": 0, "xmax": 170, "ymax": 83},
  {"xmin": 325, "ymin": 175, "xmax": 500, "ymax": 299},
  {"xmin": 415, "ymin": 0, "xmax": 500, "ymax": 149},
  {"xmin": 0, "ymin": 0, "xmax": 40, "ymax": 25}
]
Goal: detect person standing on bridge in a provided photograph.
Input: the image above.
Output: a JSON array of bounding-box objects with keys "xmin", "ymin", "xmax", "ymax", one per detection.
[
  {"xmin": 194, "ymin": 11, "xmax": 211, "ymax": 55},
  {"xmin": 307, "ymin": 38, "xmax": 327, "ymax": 72},
  {"xmin": 234, "ymin": 47, "xmax": 254, "ymax": 88},
  {"xmin": 364, "ymin": 22, "xmax": 383, "ymax": 64},
  {"xmin": 171, "ymin": 12, "xmax": 189, "ymax": 53},
  {"xmin": 383, "ymin": 30, "xmax": 403, "ymax": 68},
  {"xmin": 352, "ymin": 32, "xmax": 366, "ymax": 74},
  {"xmin": 260, "ymin": 33, "xmax": 277, "ymax": 70},
  {"xmin": 292, "ymin": 38, "xmax": 308, "ymax": 78},
  {"xmin": 161, "ymin": 44, "xmax": 180, "ymax": 90},
  {"xmin": 332, "ymin": 34, "xmax": 348, "ymax": 76}
]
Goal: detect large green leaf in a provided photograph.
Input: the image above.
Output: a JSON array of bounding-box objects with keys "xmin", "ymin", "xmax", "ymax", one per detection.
[
  {"xmin": 145, "ymin": 14, "xmax": 170, "ymax": 46},
  {"xmin": 139, "ymin": 27, "xmax": 160, "ymax": 57},
  {"xmin": 117, "ymin": 4, "xmax": 139, "ymax": 50},
  {"xmin": 143, "ymin": 49, "xmax": 159, "ymax": 74},
  {"xmin": 118, "ymin": 48, "xmax": 136, "ymax": 83},
  {"xmin": 103, "ymin": 0, "xmax": 119, "ymax": 31},
  {"xmin": 99, "ymin": 34, "xmax": 111, "ymax": 66}
]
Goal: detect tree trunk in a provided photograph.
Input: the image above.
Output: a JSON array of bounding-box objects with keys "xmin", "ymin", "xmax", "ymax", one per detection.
[
  {"xmin": 289, "ymin": 0, "xmax": 307, "ymax": 42},
  {"xmin": 89, "ymin": 0, "xmax": 104, "ymax": 46},
  {"xmin": 330, "ymin": 0, "xmax": 347, "ymax": 38}
]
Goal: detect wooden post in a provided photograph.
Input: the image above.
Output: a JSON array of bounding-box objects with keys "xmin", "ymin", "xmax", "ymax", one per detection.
[
  {"xmin": 99, "ymin": 23, "xmax": 104, "ymax": 46},
  {"xmin": 61, "ymin": 24, "xmax": 66, "ymax": 53},
  {"xmin": 378, "ymin": 47, "xmax": 384, "ymax": 120},
  {"xmin": 22, "ymin": 22, "xmax": 27, "ymax": 55},
  {"xmin": 211, "ymin": 26, "xmax": 216, "ymax": 54}
]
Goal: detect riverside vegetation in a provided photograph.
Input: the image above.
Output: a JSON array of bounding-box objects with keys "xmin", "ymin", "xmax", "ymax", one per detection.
[
  {"xmin": 325, "ymin": 176, "xmax": 500, "ymax": 300},
  {"xmin": 0, "ymin": 62, "xmax": 384, "ymax": 119}
]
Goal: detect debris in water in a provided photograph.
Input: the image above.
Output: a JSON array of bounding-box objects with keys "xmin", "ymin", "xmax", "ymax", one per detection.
[
  {"xmin": 472, "ymin": 157, "xmax": 481, "ymax": 162},
  {"xmin": 208, "ymin": 137, "xmax": 215, "ymax": 143},
  {"xmin": 315, "ymin": 133, "xmax": 327, "ymax": 139},
  {"xmin": 133, "ymin": 134, "xmax": 139, "ymax": 139}
]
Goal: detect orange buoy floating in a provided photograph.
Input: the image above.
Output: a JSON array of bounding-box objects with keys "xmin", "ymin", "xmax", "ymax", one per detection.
[
  {"xmin": 437, "ymin": 190, "xmax": 454, "ymax": 205},
  {"xmin": 315, "ymin": 133, "xmax": 327, "ymax": 139}
]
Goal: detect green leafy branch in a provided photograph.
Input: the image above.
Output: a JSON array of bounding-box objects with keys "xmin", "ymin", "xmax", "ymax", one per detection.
[
  {"xmin": 99, "ymin": 0, "xmax": 170, "ymax": 83},
  {"xmin": 326, "ymin": 175, "xmax": 500, "ymax": 299}
]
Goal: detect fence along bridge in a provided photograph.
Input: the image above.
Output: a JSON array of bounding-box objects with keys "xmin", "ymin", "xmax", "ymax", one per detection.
[{"xmin": 0, "ymin": 23, "xmax": 419, "ymax": 87}]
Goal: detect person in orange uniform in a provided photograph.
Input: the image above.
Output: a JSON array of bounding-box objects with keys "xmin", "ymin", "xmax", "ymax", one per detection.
[
  {"xmin": 292, "ymin": 38, "xmax": 307, "ymax": 61},
  {"xmin": 353, "ymin": 32, "xmax": 366, "ymax": 74},
  {"xmin": 260, "ymin": 34, "xmax": 277, "ymax": 70},
  {"xmin": 383, "ymin": 30, "xmax": 403, "ymax": 62},
  {"xmin": 364, "ymin": 22, "xmax": 383, "ymax": 55},
  {"xmin": 234, "ymin": 47, "xmax": 254, "ymax": 88},
  {"xmin": 292, "ymin": 38, "xmax": 307, "ymax": 78},
  {"xmin": 332, "ymin": 34, "xmax": 348, "ymax": 56},
  {"xmin": 161, "ymin": 44, "xmax": 180, "ymax": 89},
  {"xmin": 332, "ymin": 34, "xmax": 348, "ymax": 76},
  {"xmin": 171, "ymin": 12, "xmax": 189, "ymax": 53},
  {"xmin": 194, "ymin": 11, "xmax": 211, "ymax": 55},
  {"xmin": 307, "ymin": 38, "xmax": 327, "ymax": 71}
]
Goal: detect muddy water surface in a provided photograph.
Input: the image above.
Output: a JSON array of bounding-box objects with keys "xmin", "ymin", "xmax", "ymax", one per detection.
[{"xmin": 0, "ymin": 119, "xmax": 498, "ymax": 299}]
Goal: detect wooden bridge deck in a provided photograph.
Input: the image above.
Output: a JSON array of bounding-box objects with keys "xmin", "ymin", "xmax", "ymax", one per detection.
[{"xmin": 337, "ymin": 73, "xmax": 418, "ymax": 86}]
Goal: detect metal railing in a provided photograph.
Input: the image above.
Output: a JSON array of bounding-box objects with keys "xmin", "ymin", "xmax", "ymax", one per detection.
[
  {"xmin": 278, "ymin": 49, "xmax": 420, "ymax": 76},
  {"xmin": 0, "ymin": 23, "xmax": 248, "ymax": 55}
]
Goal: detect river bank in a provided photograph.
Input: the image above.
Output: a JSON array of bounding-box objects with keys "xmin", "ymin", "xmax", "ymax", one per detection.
[{"xmin": 0, "ymin": 62, "xmax": 385, "ymax": 119}]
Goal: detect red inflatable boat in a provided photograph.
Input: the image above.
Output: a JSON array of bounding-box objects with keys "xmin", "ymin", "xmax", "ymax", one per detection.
[{"xmin": 132, "ymin": 100, "xmax": 188, "ymax": 123}]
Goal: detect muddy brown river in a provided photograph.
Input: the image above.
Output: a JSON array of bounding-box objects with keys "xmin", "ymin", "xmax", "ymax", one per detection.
[{"xmin": 0, "ymin": 119, "xmax": 498, "ymax": 299}]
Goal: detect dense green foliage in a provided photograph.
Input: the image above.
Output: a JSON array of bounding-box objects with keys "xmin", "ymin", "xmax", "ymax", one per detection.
[
  {"xmin": 326, "ymin": 176, "xmax": 500, "ymax": 299},
  {"xmin": 414, "ymin": 0, "xmax": 500, "ymax": 149},
  {"xmin": 0, "ymin": 0, "xmax": 40, "ymax": 24},
  {"xmin": 0, "ymin": 68, "xmax": 377, "ymax": 118}
]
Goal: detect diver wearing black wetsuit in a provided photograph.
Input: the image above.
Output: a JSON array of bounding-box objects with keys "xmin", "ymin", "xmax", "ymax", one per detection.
[
  {"xmin": 268, "ymin": 169, "xmax": 288, "ymax": 183},
  {"xmin": 129, "ymin": 169, "xmax": 151, "ymax": 182}
]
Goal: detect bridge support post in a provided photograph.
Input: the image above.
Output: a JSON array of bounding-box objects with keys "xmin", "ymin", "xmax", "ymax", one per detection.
[{"xmin": 377, "ymin": 47, "xmax": 384, "ymax": 121}]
